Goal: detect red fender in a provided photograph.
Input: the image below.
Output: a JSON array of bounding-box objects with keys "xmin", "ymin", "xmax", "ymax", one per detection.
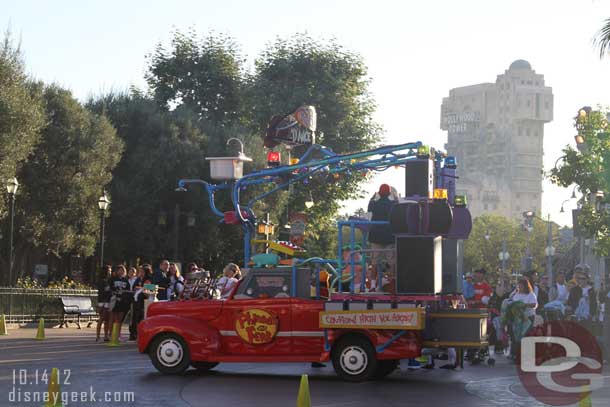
[{"xmin": 138, "ymin": 315, "xmax": 221, "ymax": 361}]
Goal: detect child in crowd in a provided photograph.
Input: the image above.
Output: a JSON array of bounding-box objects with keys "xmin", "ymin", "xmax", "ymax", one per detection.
[
  {"xmin": 216, "ymin": 263, "xmax": 240, "ymax": 299},
  {"xmin": 463, "ymin": 273, "xmax": 474, "ymax": 300}
]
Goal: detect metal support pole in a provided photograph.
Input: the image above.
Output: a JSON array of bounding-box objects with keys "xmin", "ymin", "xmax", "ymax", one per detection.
[
  {"xmin": 173, "ymin": 203, "xmax": 180, "ymax": 260},
  {"xmin": 265, "ymin": 213, "xmax": 270, "ymax": 254},
  {"xmin": 99, "ymin": 210, "xmax": 105, "ymax": 271},
  {"xmin": 546, "ymin": 214, "xmax": 553, "ymax": 284},
  {"xmin": 8, "ymin": 193, "xmax": 15, "ymax": 287},
  {"xmin": 501, "ymin": 239, "xmax": 507, "ymax": 273}
]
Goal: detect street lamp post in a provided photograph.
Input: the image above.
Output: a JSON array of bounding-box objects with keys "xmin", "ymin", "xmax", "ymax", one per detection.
[
  {"xmin": 498, "ymin": 239, "xmax": 509, "ymax": 273},
  {"xmin": 6, "ymin": 178, "xmax": 18, "ymax": 287},
  {"xmin": 544, "ymin": 214, "xmax": 556, "ymax": 284},
  {"xmin": 98, "ymin": 193, "xmax": 110, "ymax": 272},
  {"xmin": 523, "ymin": 210, "xmax": 555, "ymax": 279}
]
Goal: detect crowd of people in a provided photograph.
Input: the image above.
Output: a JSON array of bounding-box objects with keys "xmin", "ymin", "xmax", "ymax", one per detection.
[
  {"xmin": 457, "ymin": 265, "xmax": 610, "ymax": 367},
  {"xmin": 95, "ymin": 260, "xmax": 241, "ymax": 342}
]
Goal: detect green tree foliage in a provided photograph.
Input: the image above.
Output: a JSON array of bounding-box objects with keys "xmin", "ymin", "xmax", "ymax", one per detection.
[
  {"xmin": 247, "ymin": 34, "xmax": 382, "ymax": 258},
  {"xmin": 0, "ymin": 35, "xmax": 45, "ymax": 216},
  {"xmin": 464, "ymin": 214, "xmax": 561, "ymax": 275},
  {"xmin": 147, "ymin": 31, "xmax": 244, "ymax": 126},
  {"xmin": 141, "ymin": 31, "xmax": 382, "ymax": 262},
  {"xmin": 17, "ymin": 85, "xmax": 123, "ymax": 260},
  {"xmin": 549, "ymin": 107, "xmax": 610, "ymax": 254},
  {"xmin": 594, "ymin": 17, "xmax": 610, "ymax": 59}
]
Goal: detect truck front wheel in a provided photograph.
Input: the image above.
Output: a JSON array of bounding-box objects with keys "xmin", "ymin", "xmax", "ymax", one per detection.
[
  {"xmin": 332, "ymin": 335, "xmax": 378, "ymax": 382},
  {"xmin": 149, "ymin": 333, "xmax": 191, "ymax": 374}
]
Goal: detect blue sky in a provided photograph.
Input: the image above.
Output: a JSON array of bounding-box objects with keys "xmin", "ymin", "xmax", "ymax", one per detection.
[{"xmin": 5, "ymin": 0, "xmax": 610, "ymax": 225}]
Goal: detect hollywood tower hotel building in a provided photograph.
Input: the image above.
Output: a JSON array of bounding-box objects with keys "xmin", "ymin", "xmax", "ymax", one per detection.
[{"xmin": 440, "ymin": 60, "xmax": 553, "ymax": 219}]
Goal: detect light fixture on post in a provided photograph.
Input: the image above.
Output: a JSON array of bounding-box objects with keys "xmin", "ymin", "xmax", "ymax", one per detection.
[
  {"xmin": 560, "ymin": 199, "xmax": 571, "ymax": 213},
  {"xmin": 98, "ymin": 192, "xmax": 110, "ymax": 272},
  {"xmin": 498, "ymin": 239, "xmax": 509, "ymax": 273},
  {"xmin": 6, "ymin": 178, "xmax": 18, "ymax": 291}
]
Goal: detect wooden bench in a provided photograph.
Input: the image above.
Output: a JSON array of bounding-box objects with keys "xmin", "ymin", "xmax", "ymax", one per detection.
[{"xmin": 59, "ymin": 296, "xmax": 97, "ymax": 329}]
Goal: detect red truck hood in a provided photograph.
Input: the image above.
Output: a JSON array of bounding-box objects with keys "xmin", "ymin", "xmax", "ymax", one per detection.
[{"xmin": 147, "ymin": 299, "xmax": 223, "ymax": 321}]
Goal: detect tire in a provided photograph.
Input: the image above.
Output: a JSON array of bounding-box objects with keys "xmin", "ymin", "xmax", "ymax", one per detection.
[
  {"xmin": 149, "ymin": 333, "xmax": 191, "ymax": 374},
  {"xmin": 332, "ymin": 335, "xmax": 378, "ymax": 382},
  {"xmin": 374, "ymin": 359, "xmax": 398, "ymax": 379},
  {"xmin": 191, "ymin": 361, "xmax": 219, "ymax": 372}
]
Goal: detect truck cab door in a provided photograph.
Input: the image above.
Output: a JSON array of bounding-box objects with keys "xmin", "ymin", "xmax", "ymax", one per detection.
[
  {"xmin": 291, "ymin": 298, "xmax": 325, "ymax": 355},
  {"xmin": 219, "ymin": 271, "xmax": 293, "ymax": 357}
]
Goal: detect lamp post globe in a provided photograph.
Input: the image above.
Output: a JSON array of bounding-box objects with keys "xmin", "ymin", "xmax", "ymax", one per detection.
[
  {"xmin": 98, "ymin": 193, "xmax": 110, "ymax": 273},
  {"xmin": 6, "ymin": 177, "xmax": 18, "ymax": 290}
]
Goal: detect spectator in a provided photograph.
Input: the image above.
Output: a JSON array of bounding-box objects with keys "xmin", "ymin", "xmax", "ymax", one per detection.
[
  {"xmin": 462, "ymin": 273, "xmax": 474, "ymax": 300},
  {"xmin": 153, "ymin": 259, "xmax": 170, "ymax": 300},
  {"xmin": 96, "ymin": 265, "xmax": 112, "ymax": 342},
  {"xmin": 217, "ymin": 263, "xmax": 240, "ymax": 299},
  {"xmin": 166, "ymin": 263, "xmax": 185, "ymax": 300},
  {"xmin": 471, "ymin": 268, "xmax": 493, "ymax": 307},
  {"xmin": 509, "ymin": 278, "xmax": 538, "ymax": 319},
  {"xmin": 548, "ymin": 271, "xmax": 569, "ymax": 304},
  {"xmin": 367, "ymin": 184, "xmax": 397, "ymax": 291},
  {"xmin": 602, "ymin": 280, "xmax": 610, "ymax": 363},
  {"xmin": 505, "ymin": 278, "xmax": 538, "ymax": 359},
  {"xmin": 568, "ymin": 270, "xmax": 598, "ymax": 322},
  {"xmin": 487, "ymin": 276, "xmax": 511, "ymax": 358},
  {"xmin": 133, "ymin": 264, "xmax": 153, "ymax": 326},
  {"xmin": 127, "ymin": 267, "xmax": 140, "ymax": 341},
  {"xmin": 110, "ymin": 265, "xmax": 130, "ymax": 339},
  {"xmin": 536, "ymin": 273, "xmax": 550, "ymax": 309}
]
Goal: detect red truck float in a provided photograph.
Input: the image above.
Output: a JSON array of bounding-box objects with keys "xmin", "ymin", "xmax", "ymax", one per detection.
[{"xmin": 138, "ymin": 266, "xmax": 487, "ymax": 382}]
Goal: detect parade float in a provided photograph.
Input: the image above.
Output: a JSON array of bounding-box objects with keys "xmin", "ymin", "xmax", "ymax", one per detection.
[{"xmin": 138, "ymin": 106, "xmax": 488, "ymax": 381}]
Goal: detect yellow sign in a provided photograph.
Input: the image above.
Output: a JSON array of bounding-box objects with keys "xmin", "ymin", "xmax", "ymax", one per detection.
[
  {"xmin": 320, "ymin": 308, "xmax": 424, "ymax": 330},
  {"xmin": 235, "ymin": 309, "xmax": 278, "ymax": 345},
  {"xmin": 433, "ymin": 188, "xmax": 448, "ymax": 200}
]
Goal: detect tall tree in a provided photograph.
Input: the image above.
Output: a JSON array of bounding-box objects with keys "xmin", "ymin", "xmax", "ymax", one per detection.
[
  {"xmin": 0, "ymin": 34, "xmax": 45, "ymax": 283},
  {"xmin": 549, "ymin": 107, "xmax": 610, "ymax": 255},
  {"xmin": 16, "ymin": 85, "xmax": 123, "ymax": 273},
  {"xmin": 463, "ymin": 214, "xmax": 561, "ymax": 277},
  {"xmin": 594, "ymin": 17, "xmax": 610, "ymax": 58},
  {"xmin": 247, "ymin": 34, "xmax": 382, "ymax": 257},
  {"xmin": 147, "ymin": 31, "xmax": 244, "ymax": 126},
  {"xmin": 88, "ymin": 92, "xmax": 248, "ymax": 270}
]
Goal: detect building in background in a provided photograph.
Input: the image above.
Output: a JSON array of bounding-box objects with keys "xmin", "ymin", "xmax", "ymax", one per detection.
[{"xmin": 440, "ymin": 60, "xmax": 553, "ymax": 219}]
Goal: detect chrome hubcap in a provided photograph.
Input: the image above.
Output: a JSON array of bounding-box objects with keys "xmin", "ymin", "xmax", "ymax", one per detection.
[
  {"xmin": 340, "ymin": 345, "xmax": 368, "ymax": 375},
  {"xmin": 157, "ymin": 339, "xmax": 183, "ymax": 367}
]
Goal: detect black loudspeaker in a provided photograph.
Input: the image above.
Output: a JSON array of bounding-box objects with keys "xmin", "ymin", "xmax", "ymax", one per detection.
[
  {"xmin": 405, "ymin": 159, "xmax": 433, "ymax": 198},
  {"xmin": 389, "ymin": 200, "xmax": 453, "ymax": 236},
  {"xmin": 442, "ymin": 239, "xmax": 459, "ymax": 293},
  {"xmin": 396, "ymin": 236, "xmax": 442, "ymax": 294}
]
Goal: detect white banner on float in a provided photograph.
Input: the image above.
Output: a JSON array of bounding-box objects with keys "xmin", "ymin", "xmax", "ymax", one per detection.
[{"xmin": 319, "ymin": 308, "xmax": 424, "ymax": 330}]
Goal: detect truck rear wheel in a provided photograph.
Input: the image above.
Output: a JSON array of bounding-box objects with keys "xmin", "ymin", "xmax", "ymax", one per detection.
[
  {"xmin": 332, "ymin": 335, "xmax": 378, "ymax": 382},
  {"xmin": 149, "ymin": 333, "xmax": 190, "ymax": 374}
]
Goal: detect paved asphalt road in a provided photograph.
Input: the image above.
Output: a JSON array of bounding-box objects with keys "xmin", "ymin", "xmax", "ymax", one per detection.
[{"xmin": 1, "ymin": 326, "xmax": 609, "ymax": 407}]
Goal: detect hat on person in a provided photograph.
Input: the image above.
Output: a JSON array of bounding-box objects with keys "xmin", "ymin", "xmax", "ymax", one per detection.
[
  {"xmin": 474, "ymin": 268, "xmax": 487, "ymax": 275},
  {"xmin": 379, "ymin": 184, "xmax": 391, "ymax": 196}
]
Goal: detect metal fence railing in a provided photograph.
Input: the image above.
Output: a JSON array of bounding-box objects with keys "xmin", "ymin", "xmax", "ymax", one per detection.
[{"xmin": 0, "ymin": 287, "xmax": 98, "ymax": 324}]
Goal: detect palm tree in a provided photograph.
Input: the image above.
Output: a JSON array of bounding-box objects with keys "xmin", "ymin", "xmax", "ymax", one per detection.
[{"xmin": 594, "ymin": 17, "xmax": 610, "ymax": 58}]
